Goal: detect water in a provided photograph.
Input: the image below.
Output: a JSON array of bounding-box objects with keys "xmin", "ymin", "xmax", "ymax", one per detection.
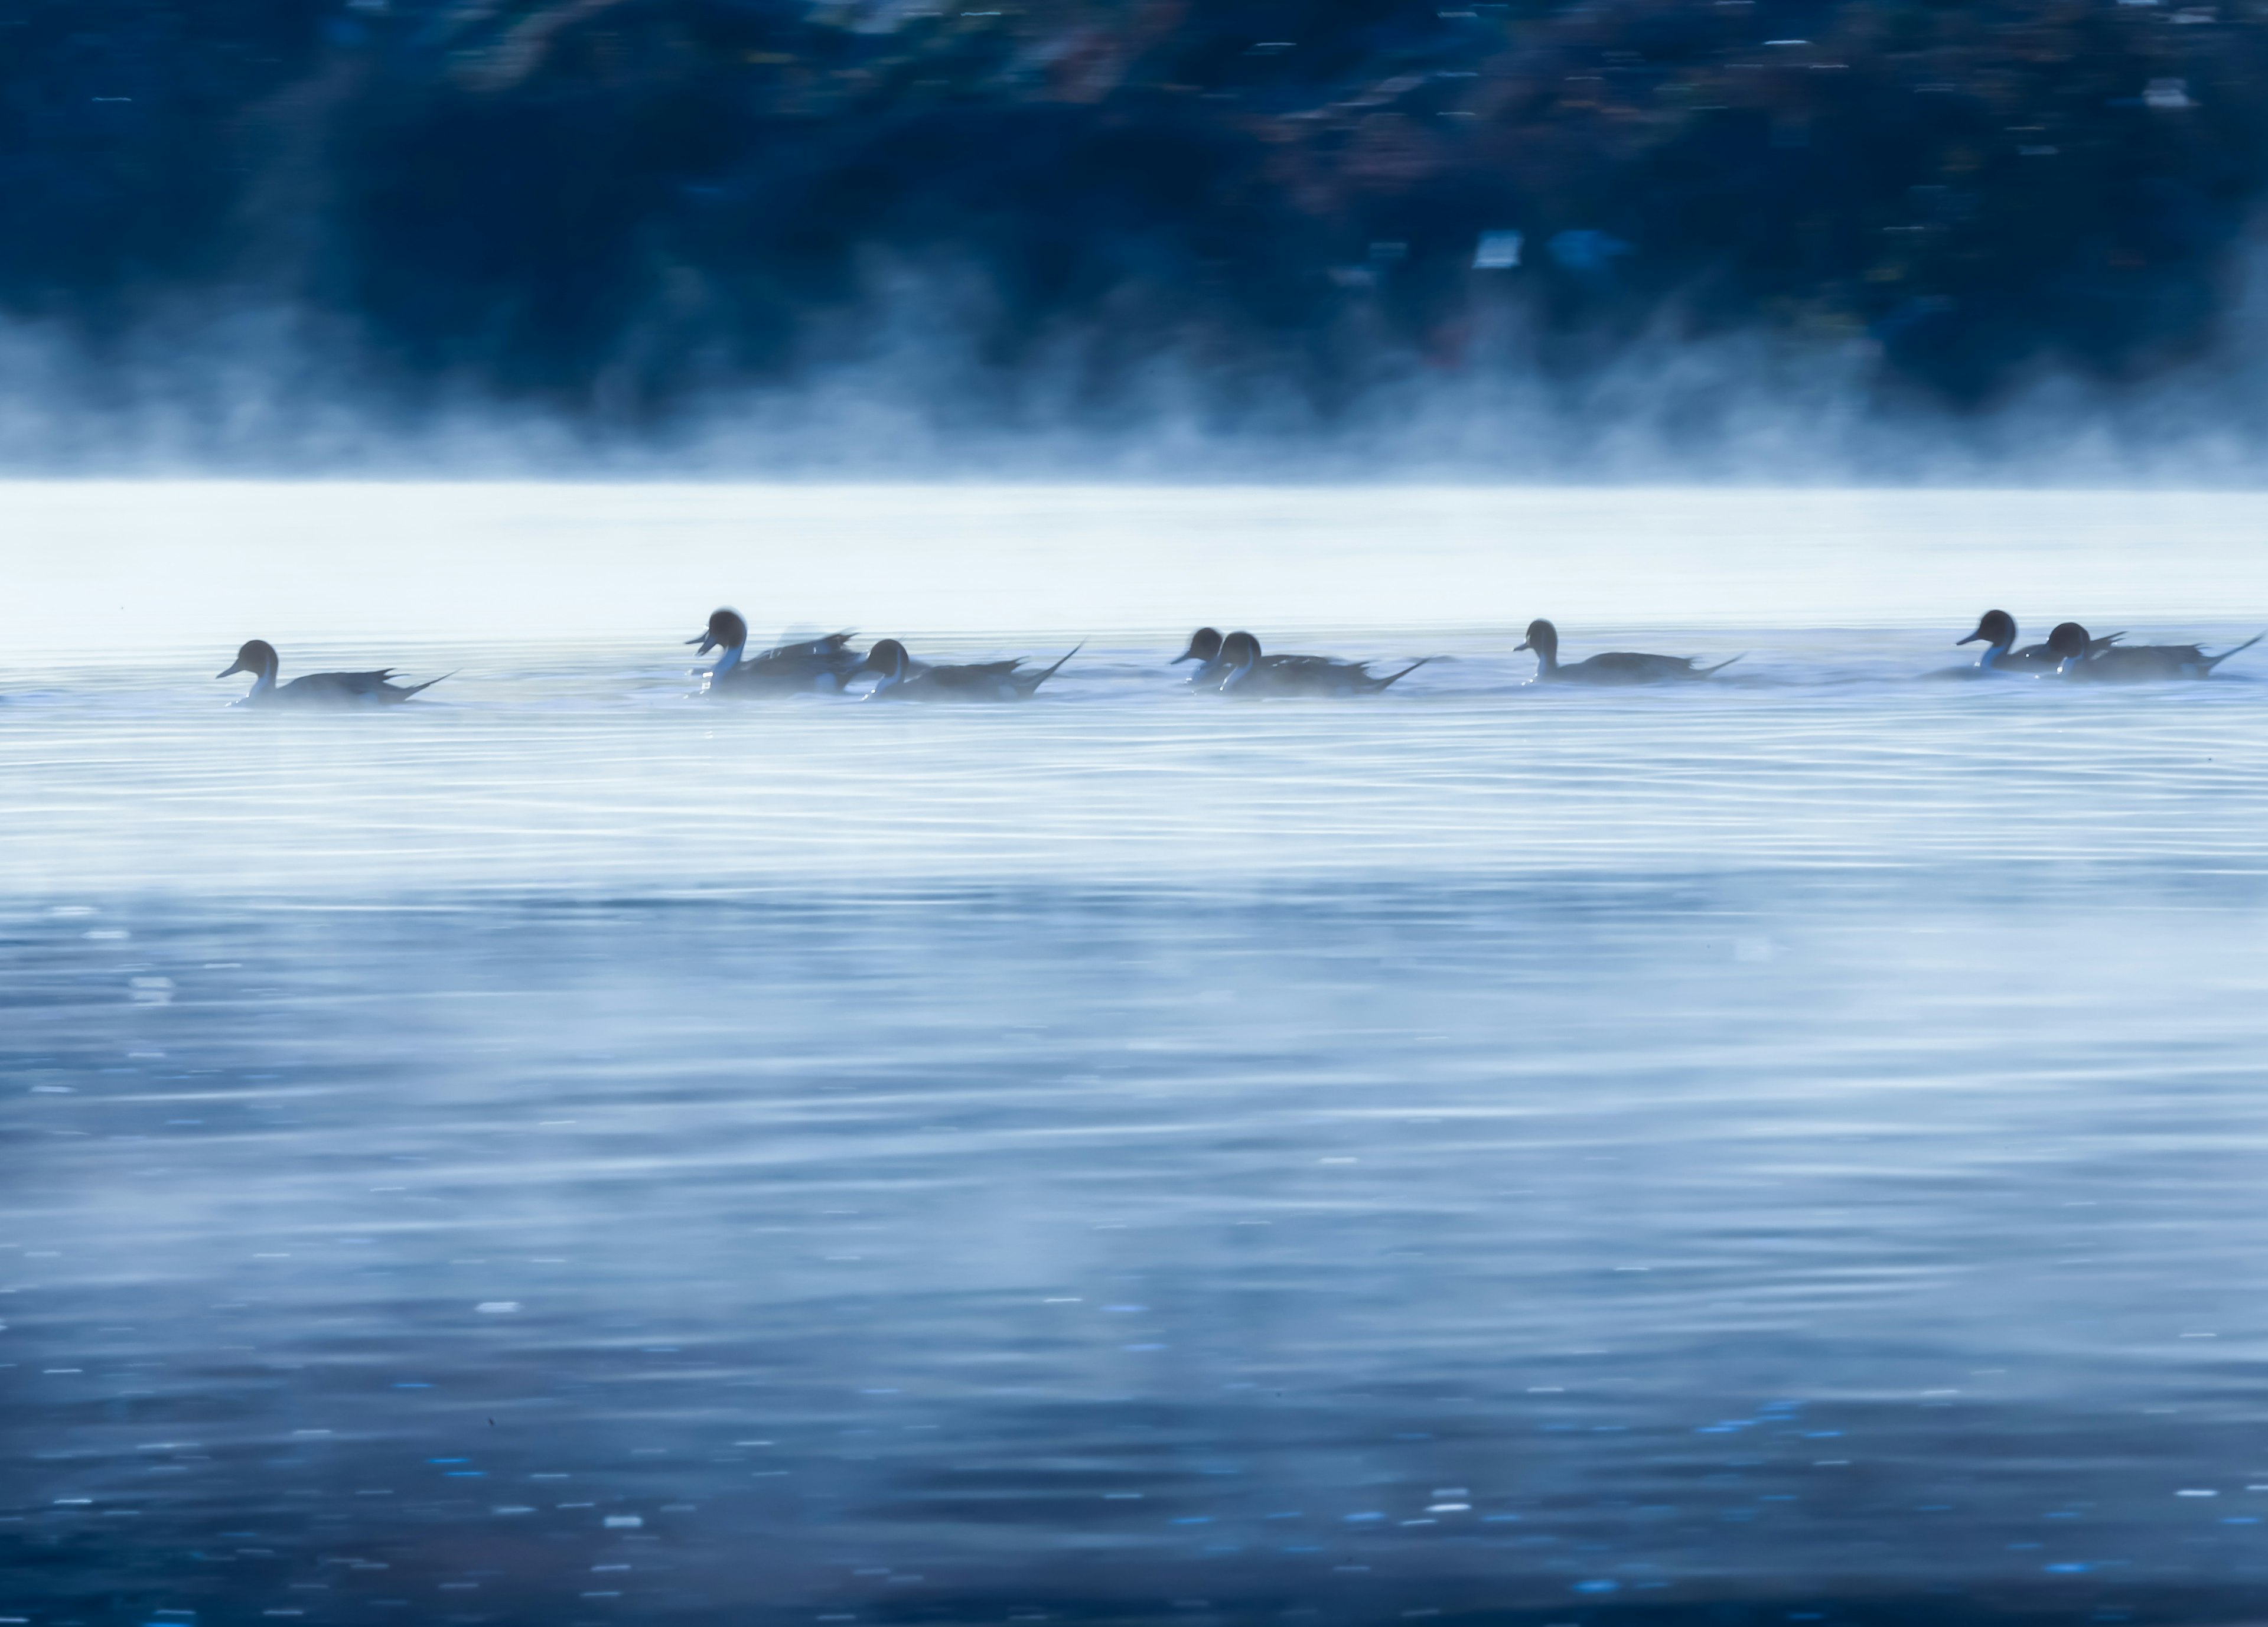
[{"xmin": 5, "ymin": 484, "xmax": 2268, "ymax": 1626}]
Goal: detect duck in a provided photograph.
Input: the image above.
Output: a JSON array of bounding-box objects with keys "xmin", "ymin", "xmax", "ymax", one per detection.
[
  {"xmin": 690, "ymin": 609, "xmax": 866, "ymax": 695},
  {"xmin": 2046, "ymin": 621, "xmax": 2263, "ymax": 682},
  {"xmin": 1213, "ymin": 631, "xmax": 1428, "ymax": 697},
  {"xmin": 1953, "ymin": 609, "xmax": 2122, "ymax": 676},
  {"xmin": 1516, "ymin": 620, "xmax": 1739, "ymax": 685},
  {"xmin": 1172, "ymin": 627, "xmax": 1227, "ymax": 685},
  {"xmin": 216, "ymin": 640, "xmax": 447, "ymax": 706},
  {"xmin": 861, "ymin": 638, "xmax": 1079, "ymax": 701}
]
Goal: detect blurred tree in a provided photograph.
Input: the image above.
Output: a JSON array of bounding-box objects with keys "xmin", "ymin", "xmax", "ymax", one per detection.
[{"xmin": 3, "ymin": 0, "xmax": 2264, "ymax": 423}]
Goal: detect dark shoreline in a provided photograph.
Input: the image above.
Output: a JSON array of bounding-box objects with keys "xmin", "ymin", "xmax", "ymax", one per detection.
[{"xmin": 8, "ymin": 0, "xmax": 2268, "ymax": 445}]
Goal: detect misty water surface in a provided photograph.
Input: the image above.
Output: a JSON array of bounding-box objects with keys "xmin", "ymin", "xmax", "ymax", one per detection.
[{"xmin": 4, "ymin": 486, "xmax": 2267, "ymax": 1627}]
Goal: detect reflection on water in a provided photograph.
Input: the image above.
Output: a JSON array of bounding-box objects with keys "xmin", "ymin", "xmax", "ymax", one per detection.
[
  {"xmin": 10, "ymin": 880, "xmax": 2268, "ymax": 1625},
  {"xmin": 4, "ymin": 488, "xmax": 2268, "ymax": 1625}
]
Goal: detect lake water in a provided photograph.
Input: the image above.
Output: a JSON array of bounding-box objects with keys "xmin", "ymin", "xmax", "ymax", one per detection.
[{"xmin": 4, "ymin": 484, "xmax": 2268, "ymax": 1627}]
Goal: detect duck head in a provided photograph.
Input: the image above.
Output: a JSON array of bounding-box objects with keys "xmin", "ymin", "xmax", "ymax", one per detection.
[
  {"xmin": 1515, "ymin": 619, "xmax": 1560, "ymax": 672},
  {"xmin": 861, "ymin": 638, "xmax": 912, "ymax": 686},
  {"xmin": 1173, "ymin": 627, "xmax": 1223, "ymax": 667},
  {"xmin": 1959, "ymin": 609, "xmax": 2018, "ymax": 664},
  {"xmin": 689, "ymin": 608, "xmax": 748, "ymax": 658},
  {"xmin": 217, "ymin": 639, "xmax": 281, "ymax": 697},
  {"xmin": 2046, "ymin": 621, "xmax": 2092, "ymax": 673},
  {"xmin": 1216, "ymin": 631, "xmax": 1262, "ymax": 687}
]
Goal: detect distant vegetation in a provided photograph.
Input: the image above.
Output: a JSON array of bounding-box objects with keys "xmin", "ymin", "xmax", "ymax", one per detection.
[{"xmin": 5, "ymin": 0, "xmax": 2266, "ymax": 433}]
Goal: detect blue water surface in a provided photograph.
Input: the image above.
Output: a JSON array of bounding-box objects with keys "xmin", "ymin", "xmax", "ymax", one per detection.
[{"xmin": 4, "ymin": 615, "xmax": 2267, "ymax": 1627}]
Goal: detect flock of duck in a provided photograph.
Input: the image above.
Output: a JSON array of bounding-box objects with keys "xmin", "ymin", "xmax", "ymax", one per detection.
[{"xmin": 212, "ymin": 608, "xmax": 2263, "ymax": 706}]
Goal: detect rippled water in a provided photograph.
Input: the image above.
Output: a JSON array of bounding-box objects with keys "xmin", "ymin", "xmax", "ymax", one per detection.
[{"xmin": 5, "ymin": 485, "xmax": 2268, "ymax": 1627}]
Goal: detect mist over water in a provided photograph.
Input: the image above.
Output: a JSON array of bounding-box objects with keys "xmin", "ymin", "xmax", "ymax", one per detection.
[
  {"xmin": 12, "ymin": 481, "xmax": 2268, "ymax": 662},
  {"xmin": 14, "ymin": 0, "xmax": 2268, "ymax": 487},
  {"xmin": 21, "ymin": 284, "xmax": 2268, "ymax": 482},
  {"xmin": 6, "ymin": 485, "xmax": 2268, "ymax": 1626}
]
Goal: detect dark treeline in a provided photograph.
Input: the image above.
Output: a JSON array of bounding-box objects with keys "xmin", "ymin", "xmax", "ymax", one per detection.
[{"xmin": 5, "ymin": 0, "xmax": 2267, "ymax": 433}]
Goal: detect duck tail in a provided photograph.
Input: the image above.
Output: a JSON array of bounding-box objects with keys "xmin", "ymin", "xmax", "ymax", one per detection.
[
  {"xmin": 2202, "ymin": 631, "xmax": 2266, "ymax": 672},
  {"xmin": 1022, "ymin": 644, "xmax": 1081, "ymax": 692},
  {"xmin": 1696, "ymin": 654, "xmax": 1745, "ymax": 679},
  {"xmin": 1369, "ymin": 657, "xmax": 1432, "ymax": 692},
  {"xmin": 398, "ymin": 671, "xmax": 454, "ymax": 700}
]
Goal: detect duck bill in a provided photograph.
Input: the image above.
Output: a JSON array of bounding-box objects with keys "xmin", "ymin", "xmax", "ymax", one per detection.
[
  {"xmin": 1514, "ymin": 639, "xmax": 1532, "ymax": 652},
  {"xmin": 1170, "ymin": 651, "xmax": 1197, "ymax": 664},
  {"xmin": 1956, "ymin": 630, "xmax": 1986, "ymax": 646},
  {"xmin": 687, "ymin": 632, "xmax": 719, "ymax": 654},
  {"xmin": 216, "ymin": 660, "xmax": 246, "ymax": 679}
]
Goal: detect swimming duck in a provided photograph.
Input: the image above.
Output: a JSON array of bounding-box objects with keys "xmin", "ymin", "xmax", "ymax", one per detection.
[
  {"xmin": 861, "ymin": 637, "xmax": 1079, "ymax": 701},
  {"xmin": 216, "ymin": 640, "xmax": 447, "ymax": 706},
  {"xmin": 690, "ymin": 609, "xmax": 866, "ymax": 695},
  {"xmin": 2046, "ymin": 621, "xmax": 2263, "ymax": 681},
  {"xmin": 1516, "ymin": 620, "xmax": 1739, "ymax": 685},
  {"xmin": 1213, "ymin": 631, "xmax": 1428, "ymax": 697},
  {"xmin": 1954, "ymin": 609, "xmax": 2122, "ymax": 676},
  {"xmin": 1172, "ymin": 627, "xmax": 1227, "ymax": 685}
]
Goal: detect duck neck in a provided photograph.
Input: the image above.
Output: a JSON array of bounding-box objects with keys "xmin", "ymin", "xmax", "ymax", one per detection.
[
  {"xmin": 1977, "ymin": 639, "xmax": 2010, "ymax": 670},
  {"xmin": 247, "ymin": 656, "xmax": 278, "ymax": 699},
  {"xmin": 709, "ymin": 638, "xmax": 745, "ymax": 683},
  {"xmin": 1532, "ymin": 647, "xmax": 1558, "ymax": 677}
]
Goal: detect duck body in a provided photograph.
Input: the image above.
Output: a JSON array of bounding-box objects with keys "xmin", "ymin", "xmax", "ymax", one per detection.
[
  {"xmin": 1951, "ymin": 609, "xmax": 2122, "ymax": 677},
  {"xmin": 218, "ymin": 640, "xmax": 445, "ymax": 706},
  {"xmin": 692, "ymin": 609, "xmax": 865, "ymax": 695},
  {"xmin": 1548, "ymin": 650, "xmax": 1718, "ymax": 686},
  {"xmin": 2047, "ymin": 621, "xmax": 2263, "ymax": 682},
  {"xmin": 1517, "ymin": 620, "xmax": 1737, "ymax": 686},
  {"xmin": 862, "ymin": 638, "xmax": 1078, "ymax": 702},
  {"xmin": 1214, "ymin": 632, "xmax": 1427, "ymax": 697}
]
